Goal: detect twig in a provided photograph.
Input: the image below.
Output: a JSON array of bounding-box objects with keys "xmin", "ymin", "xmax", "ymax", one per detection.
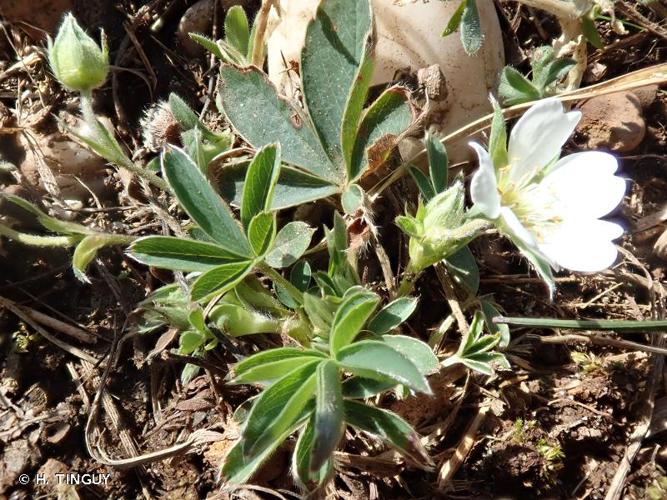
[
  {"xmin": 435, "ymin": 265, "xmax": 469, "ymax": 333},
  {"xmin": 0, "ymin": 222, "xmax": 78, "ymax": 247},
  {"xmin": 19, "ymin": 303, "xmax": 97, "ymax": 344},
  {"xmin": 251, "ymin": 0, "xmax": 280, "ymax": 67},
  {"xmin": 369, "ymin": 230, "xmax": 396, "ymax": 295},
  {"xmin": 437, "ymin": 404, "xmax": 489, "ymax": 490},
  {"xmin": 0, "ymin": 295, "xmax": 99, "ymax": 363}
]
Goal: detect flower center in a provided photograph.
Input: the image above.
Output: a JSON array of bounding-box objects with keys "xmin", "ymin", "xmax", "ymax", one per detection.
[{"xmin": 499, "ymin": 180, "xmax": 563, "ymax": 244}]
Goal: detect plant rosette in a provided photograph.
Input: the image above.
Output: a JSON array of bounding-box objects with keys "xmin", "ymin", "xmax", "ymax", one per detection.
[{"xmin": 469, "ymin": 97, "xmax": 626, "ymax": 293}]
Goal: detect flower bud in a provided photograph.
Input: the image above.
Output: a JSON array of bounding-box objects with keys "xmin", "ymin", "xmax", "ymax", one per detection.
[
  {"xmin": 397, "ymin": 182, "xmax": 488, "ymax": 273},
  {"xmin": 48, "ymin": 13, "xmax": 109, "ymax": 93}
]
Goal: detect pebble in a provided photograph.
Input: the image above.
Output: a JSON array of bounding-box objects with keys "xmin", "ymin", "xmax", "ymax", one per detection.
[
  {"xmin": 177, "ymin": 0, "xmax": 216, "ymax": 57},
  {"xmin": 575, "ymin": 90, "xmax": 650, "ymax": 153}
]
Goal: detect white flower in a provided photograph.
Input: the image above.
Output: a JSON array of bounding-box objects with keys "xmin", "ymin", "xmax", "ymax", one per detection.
[{"xmin": 470, "ymin": 98, "xmax": 626, "ymax": 275}]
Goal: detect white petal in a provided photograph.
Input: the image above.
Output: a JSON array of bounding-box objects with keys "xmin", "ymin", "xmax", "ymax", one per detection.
[
  {"xmin": 539, "ymin": 219, "xmax": 624, "ymax": 272},
  {"xmin": 499, "ymin": 206, "xmax": 536, "ymax": 247},
  {"xmin": 469, "ymin": 142, "xmax": 501, "ymax": 219},
  {"xmin": 540, "ymin": 152, "xmax": 626, "ymax": 218},
  {"xmin": 507, "ymin": 98, "xmax": 581, "ymax": 185}
]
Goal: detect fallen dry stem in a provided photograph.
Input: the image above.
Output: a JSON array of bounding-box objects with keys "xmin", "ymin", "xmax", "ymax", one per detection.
[
  {"xmin": 437, "ymin": 404, "xmax": 489, "ymax": 490},
  {"xmin": 0, "ymin": 295, "xmax": 99, "ymax": 363}
]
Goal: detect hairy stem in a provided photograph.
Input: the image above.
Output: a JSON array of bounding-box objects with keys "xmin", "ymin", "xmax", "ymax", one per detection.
[
  {"xmin": 0, "ymin": 222, "xmax": 80, "ymax": 247},
  {"xmin": 79, "ymin": 93, "xmax": 169, "ymax": 191}
]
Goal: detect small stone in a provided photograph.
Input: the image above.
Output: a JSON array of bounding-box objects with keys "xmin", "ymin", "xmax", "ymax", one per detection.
[
  {"xmin": 177, "ymin": 0, "xmax": 215, "ymax": 57},
  {"xmin": 632, "ymin": 85, "xmax": 658, "ymax": 110},
  {"xmin": 575, "ymin": 91, "xmax": 646, "ymax": 153}
]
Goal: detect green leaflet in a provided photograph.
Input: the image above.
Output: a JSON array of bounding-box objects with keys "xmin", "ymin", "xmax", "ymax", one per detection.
[
  {"xmin": 425, "ymin": 131, "xmax": 448, "ymax": 193},
  {"xmin": 311, "ymin": 361, "xmax": 345, "ymax": 471},
  {"xmin": 380, "ymin": 335, "xmax": 438, "ymax": 376},
  {"xmin": 224, "ymin": 5, "xmax": 250, "ymax": 57},
  {"xmin": 301, "ymin": 0, "xmax": 373, "ymax": 170},
  {"xmin": 190, "ymin": 260, "xmax": 253, "ymax": 301},
  {"xmin": 336, "ymin": 340, "xmax": 431, "ymax": 395},
  {"xmin": 241, "ymin": 144, "xmax": 281, "ymax": 229},
  {"xmin": 242, "ymin": 362, "xmax": 320, "ymax": 456},
  {"xmin": 218, "ymin": 66, "xmax": 338, "ymax": 183},
  {"xmin": 293, "ymin": 415, "xmax": 333, "ymax": 490},
  {"xmin": 344, "ymin": 400, "xmax": 431, "ymax": 466},
  {"xmin": 329, "ymin": 289, "xmax": 380, "ymax": 353},
  {"xmin": 247, "ymin": 212, "xmax": 276, "ymax": 257},
  {"xmin": 350, "ymin": 86, "xmax": 414, "ymax": 180},
  {"xmin": 162, "ymin": 147, "xmax": 251, "ymax": 257},
  {"xmin": 367, "ymin": 297, "xmax": 418, "ymax": 335},
  {"xmin": 264, "ymin": 222, "xmax": 315, "ymax": 269},
  {"xmin": 130, "ymin": 236, "xmax": 245, "ymax": 272}
]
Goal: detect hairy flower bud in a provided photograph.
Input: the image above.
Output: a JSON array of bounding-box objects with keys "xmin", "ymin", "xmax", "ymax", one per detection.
[
  {"xmin": 397, "ymin": 182, "xmax": 488, "ymax": 273},
  {"xmin": 48, "ymin": 13, "xmax": 109, "ymax": 93}
]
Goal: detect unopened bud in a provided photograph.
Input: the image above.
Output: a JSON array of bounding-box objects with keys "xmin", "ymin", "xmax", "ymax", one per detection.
[{"xmin": 48, "ymin": 13, "xmax": 109, "ymax": 93}]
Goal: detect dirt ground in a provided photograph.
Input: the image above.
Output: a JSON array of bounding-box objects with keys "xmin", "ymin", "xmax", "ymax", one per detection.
[{"xmin": 1, "ymin": 1, "xmax": 667, "ymax": 499}]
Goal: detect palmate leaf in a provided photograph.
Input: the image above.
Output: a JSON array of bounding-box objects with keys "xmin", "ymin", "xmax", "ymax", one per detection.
[
  {"xmin": 162, "ymin": 147, "xmax": 251, "ymax": 257},
  {"xmin": 218, "ymin": 0, "xmax": 415, "ymax": 209}
]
